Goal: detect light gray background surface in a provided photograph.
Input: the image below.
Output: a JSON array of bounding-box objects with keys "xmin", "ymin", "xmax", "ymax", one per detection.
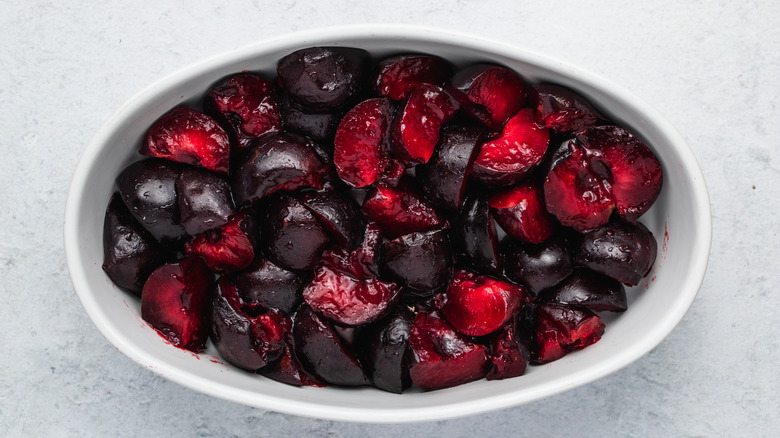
[{"xmin": 1, "ymin": 1, "xmax": 778, "ymax": 436}]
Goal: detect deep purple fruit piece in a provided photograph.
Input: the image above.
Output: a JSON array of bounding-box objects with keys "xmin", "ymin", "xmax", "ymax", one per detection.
[
  {"xmin": 383, "ymin": 229, "xmax": 452, "ymax": 293},
  {"xmin": 261, "ymin": 194, "xmax": 331, "ymax": 271},
  {"xmin": 260, "ymin": 342, "xmax": 324, "ymax": 387},
  {"xmin": 227, "ymin": 256, "xmax": 307, "ymax": 315},
  {"xmin": 115, "ymin": 158, "xmax": 187, "ymax": 245},
  {"xmin": 277, "ymin": 47, "xmax": 369, "ymax": 113},
  {"xmin": 231, "ymin": 132, "xmax": 327, "ymax": 207},
  {"xmin": 502, "ymin": 236, "xmax": 574, "ymax": 296},
  {"xmin": 486, "ymin": 317, "xmax": 530, "ymax": 380},
  {"xmin": 301, "ymin": 190, "xmax": 366, "ymax": 248},
  {"xmin": 417, "ymin": 124, "xmax": 485, "ymax": 211},
  {"xmin": 357, "ymin": 308, "xmax": 414, "ymax": 393},
  {"xmin": 373, "ymin": 54, "xmax": 453, "ymax": 101},
  {"xmin": 531, "ymin": 303, "xmax": 605, "ymax": 364},
  {"xmin": 537, "ymin": 267, "xmax": 627, "ymax": 312},
  {"xmin": 175, "ymin": 167, "xmax": 235, "ymax": 236},
  {"xmin": 141, "ymin": 257, "xmax": 213, "ymax": 352},
  {"xmin": 530, "ymin": 84, "xmax": 602, "ymax": 133},
  {"xmin": 278, "ymin": 91, "xmax": 343, "ymax": 142},
  {"xmin": 408, "ymin": 311, "xmax": 489, "ymax": 391},
  {"xmin": 576, "ymin": 220, "xmax": 658, "ymax": 286},
  {"xmin": 450, "ymin": 194, "xmax": 501, "ymax": 275},
  {"xmin": 293, "ymin": 306, "xmax": 369, "ymax": 386},
  {"xmin": 102, "ymin": 193, "xmax": 166, "ymax": 295},
  {"xmin": 210, "ymin": 277, "xmax": 288, "ymax": 371},
  {"xmin": 204, "ymin": 72, "xmax": 281, "ymax": 150}
]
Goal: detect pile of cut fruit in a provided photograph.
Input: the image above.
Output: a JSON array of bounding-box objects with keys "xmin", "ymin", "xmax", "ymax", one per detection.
[{"xmin": 103, "ymin": 47, "xmax": 661, "ymax": 392}]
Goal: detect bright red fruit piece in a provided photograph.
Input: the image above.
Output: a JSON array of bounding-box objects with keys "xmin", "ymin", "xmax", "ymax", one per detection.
[
  {"xmin": 141, "ymin": 257, "xmax": 212, "ymax": 352},
  {"xmin": 205, "ymin": 73, "xmax": 281, "ymax": 150},
  {"xmin": 488, "ymin": 182, "xmax": 555, "ymax": 244},
  {"xmin": 141, "ymin": 106, "xmax": 230, "ymax": 174},
  {"xmin": 472, "ymin": 108, "xmax": 550, "ymax": 186},
  {"xmin": 390, "ymin": 84, "xmax": 459, "ymax": 164},
  {"xmin": 408, "ymin": 311, "xmax": 489, "ymax": 391},
  {"xmin": 361, "ymin": 179, "xmax": 444, "ymax": 239},
  {"xmin": 530, "ymin": 84, "xmax": 602, "ymax": 133},
  {"xmin": 184, "ymin": 212, "xmax": 257, "ymax": 273},
  {"xmin": 333, "ymin": 98, "xmax": 392, "ymax": 188},
  {"xmin": 440, "ymin": 270, "xmax": 529, "ymax": 337},
  {"xmin": 451, "ymin": 65, "xmax": 526, "ymax": 128},
  {"xmin": 531, "ymin": 303, "xmax": 605, "ymax": 364},
  {"xmin": 374, "ymin": 54, "xmax": 453, "ymax": 101}
]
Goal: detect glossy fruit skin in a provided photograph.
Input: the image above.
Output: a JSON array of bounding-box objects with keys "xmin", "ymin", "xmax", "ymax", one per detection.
[
  {"xmin": 361, "ymin": 179, "xmax": 445, "ymax": 240},
  {"xmin": 277, "ymin": 47, "xmax": 369, "ymax": 113},
  {"xmin": 259, "ymin": 341, "xmax": 324, "ymax": 387},
  {"xmin": 184, "ymin": 211, "xmax": 257, "ymax": 273},
  {"xmin": 471, "ymin": 108, "xmax": 550, "ymax": 187},
  {"xmin": 530, "ymin": 303, "xmax": 605, "ymax": 364},
  {"xmin": 231, "ymin": 132, "xmax": 327, "ymax": 207},
  {"xmin": 383, "ymin": 229, "xmax": 453, "ymax": 293},
  {"xmin": 102, "ymin": 193, "xmax": 166, "ymax": 295},
  {"xmin": 450, "ymin": 64, "xmax": 526, "ymax": 127},
  {"xmin": 373, "ymin": 54, "xmax": 453, "ymax": 101},
  {"xmin": 141, "ymin": 106, "xmax": 231, "ymax": 174},
  {"xmin": 417, "ymin": 124, "xmax": 485, "ymax": 211},
  {"xmin": 537, "ymin": 267, "xmax": 627, "ymax": 312},
  {"xmin": 115, "ymin": 158, "xmax": 187, "ymax": 245},
  {"xmin": 278, "ymin": 91, "xmax": 342, "ymax": 142},
  {"xmin": 408, "ymin": 311, "xmax": 489, "ymax": 391},
  {"xmin": 530, "ymin": 84, "xmax": 602, "ymax": 133},
  {"xmin": 502, "ymin": 236, "xmax": 574, "ymax": 296},
  {"xmin": 357, "ymin": 308, "xmax": 414, "ymax": 393},
  {"xmin": 226, "ymin": 256, "xmax": 307, "ymax": 315},
  {"xmin": 390, "ymin": 84, "xmax": 459, "ymax": 164},
  {"xmin": 576, "ymin": 220, "xmax": 657, "ymax": 286},
  {"xmin": 293, "ymin": 305, "xmax": 369, "ymax": 386},
  {"xmin": 486, "ymin": 316, "xmax": 530, "ymax": 380},
  {"xmin": 210, "ymin": 277, "xmax": 288, "ymax": 371},
  {"xmin": 489, "ymin": 182, "xmax": 556, "ymax": 244},
  {"xmin": 204, "ymin": 72, "xmax": 281, "ymax": 150},
  {"xmin": 333, "ymin": 98, "xmax": 392, "ymax": 188},
  {"xmin": 450, "ymin": 195, "xmax": 501, "ymax": 275},
  {"xmin": 440, "ymin": 269, "xmax": 528, "ymax": 337},
  {"xmin": 301, "ymin": 189, "xmax": 366, "ymax": 249},
  {"xmin": 261, "ymin": 194, "xmax": 332, "ymax": 271},
  {"xmin": 141, "ymin": 257, "xmax": 213, "ymax": 352},
  {"xmin": 175, "ymin": 167, "xmax": 235, "ymax": 236}
]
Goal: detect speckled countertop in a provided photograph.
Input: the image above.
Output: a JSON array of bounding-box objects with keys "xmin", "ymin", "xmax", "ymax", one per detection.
[{"xmin": 1, "ymin": 1, "xmax": 778, "ymax": 436}]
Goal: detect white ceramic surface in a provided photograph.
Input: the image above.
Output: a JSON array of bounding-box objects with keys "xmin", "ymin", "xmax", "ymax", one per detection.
[{"xmin": 64, "ymin": 25, "xmax": 711, "ymax": 423}]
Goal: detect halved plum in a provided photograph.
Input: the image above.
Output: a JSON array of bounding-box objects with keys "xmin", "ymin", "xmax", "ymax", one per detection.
[
  {"xmin": 362, "ymin": 179, "xmax": 445, "ymax": 239},
  {"xmin": 488, "ymin": 181, "xmax": 556, "ymax": 244},
  {"xmin": 530, "ymin": 303, "xmax": 605, "ymax": 364},
  {"xmin": 227, "ymin": 256, "xmax": 307, "ymax": 315},
  {"xmin": 278, "ymin": 91, "xmax": 343, "ymax": 142},
  {"xmin": 277, "ymin": 46, "xmax": 369, "ymax": 113},
  {"xmin": 141, "ymin": 106, "xmax": 230, "ymax": 174},
  {"xmin": 451, "ymin": 64, "xmax": 525, "ymax": 128},
  {"xmin": 115, "ymin": 158, "xmax": 187, "ymax": 245},
  {"xmin": 356, "ymin": 308, "xmax": 414, "ymax": 393},
  {"xmin": 300, "ymin": 190, "xmax": 366, "ymax": 249},
  {"xmin": 102, "ymin": 193, "xmax": 166, "ymax": 295},
  {"xmin": 440, "ymin": 269, "xmax": 528, "ymax": 337},
  {"xmin": 204, "ymin": 72, "xmax": 281, "ymax": 150},
  {"xmin": 231, "ymin": 132, "xmax": 327, "ymax": 207},
  {"xmin": 450, "ymin": 194, "xmax": 501, "ymax": 275},
  {"xmin": 530, "ymin": 84, "xmax": 602, "ymax": 133},
  {"xmin": 184, "ymin": 211, "xmax": 257, "ymax": 273},
  {"xmin": 390, "ymin": 84, "xmax": 459, "ymax": 164},
  {"xmin": 141, "ymin": 257, "xmax": 213, "ymax": 352},
  {"xmin": 374, "ymin": 54, "xmax": 453, "ymax": 101},
  {"xmin": 383, "ymin": 228, "xmax": 452, "ymax": 294},
  {"xmin": 417, "ymin": 124, "xmax": 485, "ymax": 211},
  {"xmin": 333, "ymin": 98, "xmax": 392, "ymax": 188},
  {"xmin": 537, "ymin": 267, "xmax": 627, "ymax": 312},
  {"xmin": 471, "ymin": 108, "xmax": 550, "ymax": 187},
  {"xmin": 210, "ymin": 277, "xmax": 288, "ymax": 371},
  {"xmin": 293, "ymin": 305, "xmax": 369, "ymax": 386},
  {"xmin": 175, "ymin": 167, "xmax": 235, "ymax": 236},
  {"xmin": 261, "ymin": 194, "xmax": 332, "ymax": 271},
  {"xmin": 502, "ymin": 236, "xmax": 573, "ymax": 296},
  {"xmin": 408, "ymin": 311, "xmax": 489, "ymax": 391},
  {"xmin": 576, "ymin": 220, "xmax": 657, "ymax": 286}
]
